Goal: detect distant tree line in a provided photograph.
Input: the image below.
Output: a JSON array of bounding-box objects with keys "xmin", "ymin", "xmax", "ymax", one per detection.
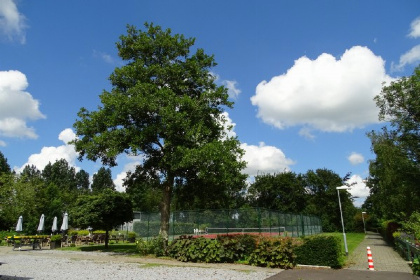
[{"xmin": 0, "ymin": 152, "xmax": 358, "ymax": 234}]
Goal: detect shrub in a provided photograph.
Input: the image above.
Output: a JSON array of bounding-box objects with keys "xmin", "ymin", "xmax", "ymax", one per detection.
[
  {"xmin": 294, "ymin": 235, "xmax": 343, "ymax": 268},
  {"xmin": 50, "ymin": 234, "xmax": 62, "ymax": 242},
  {"xmin": 402, "ymin": 212, "xmax": 420, "ymax": 241},
  {"xmin": 380, "ymin": 220, "xmax": 401, "ymax": 244},
  {"xmin": 137, "ymin": 235, "xmax": 166, "ymax": 257},
  {"xmin": 247, "ymin": 237, "xmax": 296, "ymax": 269},
  {"xmin": 168, "ymin": 236, "xmax": 222, "ymax": 263},
  {"xmin": 413, "ymin": 258, "xmax": 420, "ymax": 276},
  {"xmin": 216, "ymin": 234, "xmax": 257, "ymax": 262}
]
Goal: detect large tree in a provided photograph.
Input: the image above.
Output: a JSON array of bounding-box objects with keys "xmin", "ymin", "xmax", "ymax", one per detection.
[
  {"xmin": 303, "ymin": 169, "xmax": 356, "ymax": 232},
  {"xmin": 366, "ymin": 66, "xmax": 420, "ymax": 220},
  {"xmin": 247, "ymin": 172, "xmax": 307, "ymax": 213},
  {"xmin": 72, "ymin": 23, "xmax": 246, "ymax": 240}
]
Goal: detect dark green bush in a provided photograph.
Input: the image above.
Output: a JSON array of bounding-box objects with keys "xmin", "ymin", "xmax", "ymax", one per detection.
[
  {"xmin": 294, "ymin": 235, "xmax": 343, "ymax": 268},
  {"xmin": 168, "ymin": 236, "xmax": 219, "ymax": 262},
  {"xmin": 380, "ymin": 220, "xmax": 401, "ymax": 244},
  {"xmin": 216, "ymin": 234, "xmax": 257, "ymax": 261},
  {"xmin": 413, "ymin": 257, "xmax": 420, "ymax": 276},
  {"xmin": 136, "ymin": 235, "xmax": 166, "ymax": 257},
  {"xmin": 247, "ymin": 237, "xmax": 296, "ymax": 268}
]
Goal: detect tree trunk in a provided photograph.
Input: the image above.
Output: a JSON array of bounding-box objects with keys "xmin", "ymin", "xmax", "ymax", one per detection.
[
  {"xmin": 105, "ymin": 229, "xmax": 109, "ymax": 249},
  {"xmin": 160, "ymin": 176, "xmax": 173, "ymax": 243}
]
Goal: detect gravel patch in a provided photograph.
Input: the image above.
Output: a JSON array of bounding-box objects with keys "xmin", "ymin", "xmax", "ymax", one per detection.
[{"xmin": 0, "ymin": 248, "xmax": 278, "ymax": 280}]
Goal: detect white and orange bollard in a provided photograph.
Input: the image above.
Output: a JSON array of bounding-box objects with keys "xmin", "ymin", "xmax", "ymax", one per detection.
[{"xmin": 367, "ymin": 246, "xmax": 375, "ymax": 271}]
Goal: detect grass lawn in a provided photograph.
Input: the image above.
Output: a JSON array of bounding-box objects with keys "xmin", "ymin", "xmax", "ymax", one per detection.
[
  {"xmin": 321, "ymin": 232, "xmax": 365, "ymax": 256},
  {"xmin": 60, "ymin": 243, "xmax": 138, "ymax": 254}
]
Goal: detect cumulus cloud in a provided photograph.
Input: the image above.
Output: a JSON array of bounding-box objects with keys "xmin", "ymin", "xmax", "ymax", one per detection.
[
  {"xmin": 16, "ymin": 129, "xmax": 79, "ymax": 172},
  {"xmin": 241, "ymin": 142, "xmax": 295, "ymax": 177},
  {"xmin": 223, "ymin": 80, "xmax": 241, "ymax": 99},
  {"xmin": 0, "ymin": 0, "xmax": 27, "ymax": 44},
  {"xmin": 348, "ymin": 152, "xmax": 364, "ymax": 165},
  {"xmin": 220, "ymin": 112, "xmax": 237, "ymax": 139},
  {"xmin": 113, "ymin": 158, "xmax": 142, "ymax": 192},
  {"xmin": 346, "ymin": 174, "xmax": 370, "ymax": 207},
  {"xmin": 392, "ymin": 44, "xmax": 420, "ymax": 72},
  {"xmin": 0, "ymin": 70, "xmax": 45, "ymax": 143},
  {"xmin": 251, "ymin": 46, "xmax": 392, "ymax": 136},
  {"xmin": 408, "ymin": 17, "xmax": 420, "ymax": 38}
]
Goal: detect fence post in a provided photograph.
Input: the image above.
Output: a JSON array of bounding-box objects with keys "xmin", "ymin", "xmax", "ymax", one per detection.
[
  {"xmin": 301, "ymin": 214, "xmax": 305, "ymax": 237},
  {"xmin": 147, "ymin": 213, "xmax": 150, "ymax": 241},
  {"xmin": 257, "ymin": 208, "xmax": 262, "ymax": 233}
]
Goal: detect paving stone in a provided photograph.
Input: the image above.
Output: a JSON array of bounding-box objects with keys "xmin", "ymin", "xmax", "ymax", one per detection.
[{"xmin": 347, "ymin": 231, "xmax": 412, "ymax": 273}]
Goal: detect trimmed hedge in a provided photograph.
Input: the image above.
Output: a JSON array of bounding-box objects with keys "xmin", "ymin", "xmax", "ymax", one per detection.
[
  {"xmin": 295, "ymin": 235, "xmax": 344, "ymax": 268},
  {"xmin": 167, "ymin": 235, "xmax": 297, "ymax": 268},
  {"xmin": 145, "ymin": 234, "xmax": 344, "ymax": 269},
  {"xmin": 247, "ymin": 237, "xmax": 296, "ymax": 268}
]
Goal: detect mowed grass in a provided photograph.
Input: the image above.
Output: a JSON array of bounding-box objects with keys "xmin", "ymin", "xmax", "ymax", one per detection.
[
  {"xmin": 321, "ymin": 232, "xmax": 365, "ymax": 256},
  {"xmin": 60, "ymin": 243, "xmax": 138, "ymax": 254}
]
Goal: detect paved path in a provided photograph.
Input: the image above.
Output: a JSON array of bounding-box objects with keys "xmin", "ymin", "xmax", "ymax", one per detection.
[
  {"xmin": 347, "ymin": 231, "xmax": 412, "ymax": 273},
  {"xmin": 268, "ymin": 232, "xmax": 418, "ymax": 279}
]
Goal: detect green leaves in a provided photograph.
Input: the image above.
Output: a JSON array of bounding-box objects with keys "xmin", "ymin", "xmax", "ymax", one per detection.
[
  {"xmin": 294, "ymin": 235, "xmax": 344, "ymax": 268},
  {"xmin": 368, "ymin": 66, "xmax": 420, "ymax": 220}
]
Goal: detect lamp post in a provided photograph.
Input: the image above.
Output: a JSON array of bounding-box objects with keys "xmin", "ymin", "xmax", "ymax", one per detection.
[
  {"xmin": 337, "ymin": 186, "xmax": 351, "ymax": 256},
  {"xmin": 362, "ymin": 212, "xmax": 367, "ymax": 234}
]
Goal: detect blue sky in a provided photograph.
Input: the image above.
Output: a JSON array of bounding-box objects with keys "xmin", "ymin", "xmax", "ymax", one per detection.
[{"xmin": 1, "ymin": 0, "xmax": 420, "ymax": 207}]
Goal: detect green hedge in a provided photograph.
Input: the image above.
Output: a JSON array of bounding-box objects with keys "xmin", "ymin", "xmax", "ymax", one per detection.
[
  {"xmin": 247, "ymin": 237, "xmax": 296, "ymax": 268},
  {"xmin": 167, "ymin": 235, "xmax": 297, "ymax": 269},
  {"xmin": 294, "ymin": 235, "xmax": 344, "ymax": 268}
]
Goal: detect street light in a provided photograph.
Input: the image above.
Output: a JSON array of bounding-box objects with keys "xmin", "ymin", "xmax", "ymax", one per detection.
[
  {"xmin": 336, "ymin": 186, "xmax": 351, "ymax": 256},
  {"xmin": 362, "ymin": 212, "xmax": 367, "ymax": 234}
]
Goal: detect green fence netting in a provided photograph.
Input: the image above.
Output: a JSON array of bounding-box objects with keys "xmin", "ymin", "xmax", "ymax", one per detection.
[{"xmin": 132, "ymin": 208, "xmax": 322, "ymax": 239}]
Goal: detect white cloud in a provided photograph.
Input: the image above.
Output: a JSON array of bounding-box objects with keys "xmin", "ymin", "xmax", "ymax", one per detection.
[
  {"xmin": 392, "ymin": 44, "xmax": 420, "ymax": 72},
  {"xmin": 220, "ymin": 112, "xmax": 236, "ymax": 139},
  {"xmin": 241, "ymin": 142, "xmax": 295, "ymax": 177},
  {"xmin": 223, "ymin": 80, "xmax": 241, "ymax": 99},
  {"xmin": 408, "ymin": 17, "xmax": 420, "ymax": 38},
  {"xmin": 346, "ymin": 174, "xmax": 370, "ymax": 207},
  {"xmin": 348, "ymin": 152, "xmax": 364, "ymax": 165},
  {"xmin": 251, "ymin": 46, "xmax": 392, "ymax": 135},
  {"xmin": 16, "ymin": 128, "xmax": 79, "ymax": 172},
  {"xmin": 0, "ymin": 0, "xmax": 27, "ymax": 44},
  {"xmin": 0, "ymin": 140, "xmax": 5, "ymax": 147},
  {"xmin": 113, "ymin": 158, "xmax": 141, "ymax": 192},
  {"xmin": 0, "ymin": 70, "xmax": 46, "ymax": 143},
  {"xmin": 93, "ymin": 50, "xmax": 118, "ymax": 64}
]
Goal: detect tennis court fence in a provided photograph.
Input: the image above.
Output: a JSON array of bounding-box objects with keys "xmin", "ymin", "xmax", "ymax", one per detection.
[{"xmin": 131, "ymin": 208, "xmax": 322, "ymax": 239}]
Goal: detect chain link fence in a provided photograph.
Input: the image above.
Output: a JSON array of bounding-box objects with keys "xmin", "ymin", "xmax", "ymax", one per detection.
[{"xmin": 132, "ymin": 208, "xmax": 322, "ymax": 240}]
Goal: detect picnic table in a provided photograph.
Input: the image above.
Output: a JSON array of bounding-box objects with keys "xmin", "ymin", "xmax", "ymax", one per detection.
[{"xmin": 6, "ymin": 235, "xmax": 49, "ymax": 250}]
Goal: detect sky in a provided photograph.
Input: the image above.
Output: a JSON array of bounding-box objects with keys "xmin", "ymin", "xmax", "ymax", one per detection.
[{"xmin": 1, "ymin": 0, "xmax": 420, "ymax": 208}]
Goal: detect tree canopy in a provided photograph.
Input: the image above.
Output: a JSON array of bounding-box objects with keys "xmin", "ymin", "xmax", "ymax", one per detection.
[
  {"xmin": 72, "ymin": 23, "xmax": 246, "ymax": 239},
  {"xmin": 91, "ymin": 167, "xmax": 115, "ymax": 193},
  {"xmin": 71, "ymin": 189, "xmax": 133, "ymax": 248},
  {"xmin": 366, "ymin": 65, "xmax": 420, "ymax": 220}
]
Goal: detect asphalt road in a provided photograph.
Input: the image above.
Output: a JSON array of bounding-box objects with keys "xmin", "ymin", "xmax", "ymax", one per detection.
[{"xmin": 267, "ymin": 268, "xmax": 419, "ymax": 280}]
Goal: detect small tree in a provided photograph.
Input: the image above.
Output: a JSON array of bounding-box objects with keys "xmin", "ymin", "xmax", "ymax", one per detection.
[{"xmin": 71, "ymin": 189, "xmax": 133, "ymax": 248}]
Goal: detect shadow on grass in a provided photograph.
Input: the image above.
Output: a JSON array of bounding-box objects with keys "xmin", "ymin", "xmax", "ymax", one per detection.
[{"xmin": 63, "ymin": 244, "xmax": 138, "ymax": 254}]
